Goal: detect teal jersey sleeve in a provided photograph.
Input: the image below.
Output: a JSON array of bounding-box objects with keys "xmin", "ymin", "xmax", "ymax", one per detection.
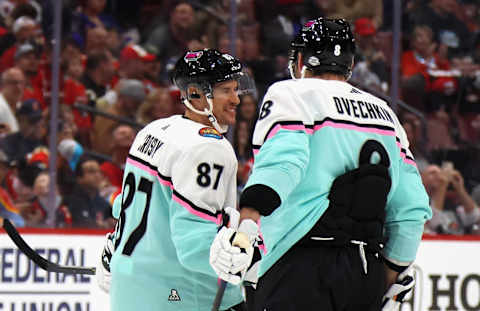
[
  {"xmin": 169, "ymin": 200, "xmax": 219, "ymax": 277},
  {"xmin": 383, "ymin": 141, "xmax": 432, "ymax": 264},
  {"xmin": 245, "ymin": 130, "xmax": 310, "ymax": 203}
]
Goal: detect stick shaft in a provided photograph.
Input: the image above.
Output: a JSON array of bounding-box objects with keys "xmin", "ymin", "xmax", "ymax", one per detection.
[
  {"xmin": 211, "ymin": 232, "xmax": 249, "ymax": 310},
  {"xmin": 211, "ymin": 280, "xmax": 227, "ymax": 311}
]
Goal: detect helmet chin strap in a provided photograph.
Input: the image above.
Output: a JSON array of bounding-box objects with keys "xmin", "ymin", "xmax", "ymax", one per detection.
[
  {"xmin": 205, "ymin": 97, "xmax": 228, "ymax": 133},
  {"xmin": 182, "ymin": 95, "xmax": 228, "ymax": 134}
]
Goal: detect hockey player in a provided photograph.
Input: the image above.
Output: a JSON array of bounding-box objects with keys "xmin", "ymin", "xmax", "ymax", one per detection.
[
  {"xmin": 210, "ymin": 18, "xmax": 432, "ymax": 310},
  {"xmin": 96, "ymin": 49, "xmax": 254, "ymax": 311}
]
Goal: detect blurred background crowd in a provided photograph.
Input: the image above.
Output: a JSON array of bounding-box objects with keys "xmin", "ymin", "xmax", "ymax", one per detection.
[{"xmin": 0, "ymin": 0, "xmax": 479, "ymax": 235}]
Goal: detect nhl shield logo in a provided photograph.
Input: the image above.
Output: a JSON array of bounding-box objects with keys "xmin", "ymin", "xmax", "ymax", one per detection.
[
  {"xmin": 184, "ymin": 51, "xmax": 203, "ymax": 62},
  {"xmin": 168, "ymin": 289, "xmax": 181, "ymax": 301}
]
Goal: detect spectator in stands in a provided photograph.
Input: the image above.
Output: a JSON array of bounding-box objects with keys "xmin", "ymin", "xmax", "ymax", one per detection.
[
  {"xmin": 57, "ymin": 136, "xmax": 84, "ymax": 197},
  {"xmin": 118, "ymin": 44, "xmax": 156, "ymax": 81},
  {"xmin": 12, "ymin": 154, "xmax": 44, "ymax": 226},
  {"xmin": 455, "ymin": 0, "xmax": 480, "ymax": 33},
  {"xmin": 14, "ymin": 41, "xmax": 41, "ymax": 99},
  {"xmin": 0, "ymin": 67, "xmax": 25, "ymax": 134},
  {"xmin": 426, "ymin": 109, "xmax": 459, "ymax": 152},
  {"xmin": 65, "ymin": 55, "xmax": 85, "ymax": 83},
  {"xmin": 0, "ymin": 149, "xmax": 24, "ymax": 226},
  {"xmin": 144, "ymin": 2, "xmax": 197, "ymax": 81},
  {"xmin": 410, "ymin": 0, "xmax": 471, "ymax": 58},
  {"xmin": 422, "ymin": 164, "xmax": 480, "ymax": 234},
  {"xmin": 237, "ymin": 93, "xmax": 258, "ymax": 128},
  {"xmin": 82, "ymin": 50, "xmax": 115, "ymax": 105},
  {"xmin": 196, "ymin": 0, "xmax": 249, "ymax": 51},
  {"xmin": 351, "ymin": 17, "xmax": 389, "ymax": 93},
  {"xmin": 401, "ymin": 113, "xmax": 430, "ymax": 172},
  {"xmin": 0, "ymin": 98, "xmax": 46, "ymax": 162},
  {"xmin": 0, "ymin": 2, "xmax": 39, "ymax": 59},
  {"xmin": 240, "ymin": 24, "xmax": 276, "ymax": 98},
  {"xmin": 58, "ymin": 155, "xmax": 111, "ymax": 228},
  {"xmin": 137, "ymin": 87, "xmax": 176, "ymax": 125},
  {"xmin": 0, "ymin": 16, "xmax": 40, "ymax": 72},
  {"xmin": 91, "ymin": 79, "xmax": 145, "ymax": 155},
  {"xmin": 401, "ymin": 24, "xmax": 458, "ymax": 112},
  {"xmin": 84, "ymin": 26, "xmax": 108, "ymax": 54},
  {"xmin": 100, "ymin": 124, "xmax": 135, "ymax": 190},
  {"xmin": 257, "ymin": 1, "xmax": 298, "ymax": 58},
  {"xmin": 233, "ymin": 119, "xmax": 253, "ymax": 196},
  {"xmin": 142, "ymin": 44, "xmax": 163, "ymax": 86},
  {"xmin": 70, "ymin": 0, "xmax": 119, "ymax": 51},
  {"xmin": 29, "ymin": 170, "xmax": 63, "ymax": 227},
  {"xmin": 328, "ymin": 0, "xmax": 383, "ymax": 29}
]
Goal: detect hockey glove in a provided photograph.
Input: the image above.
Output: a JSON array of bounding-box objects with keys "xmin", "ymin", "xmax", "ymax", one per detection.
[
  {"xmin": 96, "ymin": 232, "xmax": 115, "ymax": 293},
  {"xmin": 381, "ymin": 264, "xmax": 415, "ymax": 311},
  {"xmin": 210, "ymin": 218, "xmax": 259, "ymax": 285},
  {"xmin": 243, "ymin": 241, "xmax": 262, "ymax": 288}
]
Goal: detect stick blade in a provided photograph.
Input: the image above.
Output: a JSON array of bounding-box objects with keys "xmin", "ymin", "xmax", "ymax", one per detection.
[{"xmin": 2, "ymin": 218, "xmax": 96, "ymax": 275}]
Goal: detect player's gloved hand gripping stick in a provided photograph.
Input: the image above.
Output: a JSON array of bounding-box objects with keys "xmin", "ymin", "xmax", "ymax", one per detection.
[
  {"xmin": 96, "ymin": 232, "xmax": 115, "ymax": 293},
  {"xmin": 381, "ymin": 264, "xmax": 415, "ymax": 311},
  {"xmin": 0, "ymin": 217, "xmax": 96, "ymax": 275},
  {"xmin": 210, "ymin": 207, "xmax": 258, "ymax": 311}
]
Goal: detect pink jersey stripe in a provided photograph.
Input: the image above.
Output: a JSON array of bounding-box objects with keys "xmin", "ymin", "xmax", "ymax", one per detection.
[
  {"xmin": 126, "ymin": 157, "xmax": 173, "ymax": 188},
  {"xmin": 313, "ymin": 121, "xmax": 396, "ymax": 136},
  {"xmin": 267, "ymin": 124, "xmax": 312, "ymax": 140},
  {"xmin": 262, "ymin": 121, "xmax": 416, "ymax": 168},
  {"xmin": 172, "ymin": 194, "xmax": 221, "ymax": 224},
  {"xmin": 257, "ymin": 218, "xmax": 267, "ymax": 254}
]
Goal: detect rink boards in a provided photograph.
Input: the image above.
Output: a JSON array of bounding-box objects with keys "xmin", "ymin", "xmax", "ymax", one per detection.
[{"xmin": 0, "ymin": 229, "xmax": 479, "ymax": 311}]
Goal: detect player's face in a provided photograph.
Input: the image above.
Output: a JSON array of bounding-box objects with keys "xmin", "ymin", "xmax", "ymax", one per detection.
[{"xmin": 212, "ymin": 80, "xmax": 240, "ymax": 126}]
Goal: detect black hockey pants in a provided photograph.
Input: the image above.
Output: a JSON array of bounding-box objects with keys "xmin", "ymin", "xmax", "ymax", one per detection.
[{"xmin": 250, "ymin": 243, "xmax": 386, "ymax": 311}]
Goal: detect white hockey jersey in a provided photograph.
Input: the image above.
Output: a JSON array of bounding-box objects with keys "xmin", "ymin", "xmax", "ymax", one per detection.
[{"xmin": 110, "ymin": 115, "xmax": 243, "ymax": 311}]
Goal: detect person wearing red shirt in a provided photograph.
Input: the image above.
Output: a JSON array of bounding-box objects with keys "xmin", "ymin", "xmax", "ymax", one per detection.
[
  {"xmin": 100, "ymin": 124, "xmax": 136, "ymax": 189},
  {"xmin": 401, "ymin": 24, "xmax": 458, "ymax": 112}
]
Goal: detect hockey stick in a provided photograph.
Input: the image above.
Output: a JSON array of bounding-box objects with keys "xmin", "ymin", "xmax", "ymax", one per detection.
[
  {"xmin": 211, "ymin": 232, "xmax": 250, "ymax": 311},
  {"xmin": 1, "ymin": 217, "xmax": 96, "ymax": 275}
]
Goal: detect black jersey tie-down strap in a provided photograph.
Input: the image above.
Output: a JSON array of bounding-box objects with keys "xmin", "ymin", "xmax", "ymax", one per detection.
[{"xmin": 297, "ymin": 164, "xmax": 391, "ymax": 274}]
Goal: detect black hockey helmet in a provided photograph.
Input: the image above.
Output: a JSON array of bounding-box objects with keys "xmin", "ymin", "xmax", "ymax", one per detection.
[
  {"xmin": 289, "ymin": 18, "xmax": 355, "ymax": 79},
  {"xmin": 172, "ymin": 48, "xmax": 254, "ymax": 133},
  {"xmin": 172, "ymin": 48, "xmax": 246, "ymax": 95}
]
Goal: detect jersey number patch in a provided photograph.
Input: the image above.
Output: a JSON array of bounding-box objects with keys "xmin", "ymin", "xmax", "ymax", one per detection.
[
  {"xmin": 197, "ymin": 163, "xmax": 224, "ymax": 189},
  {"xmin": 259, "ymin": 100, "xmax": 273, "ymax": 120},
  {"xmin": 114, "ymin": 172, "xmax": 153, "ymax": 256}
]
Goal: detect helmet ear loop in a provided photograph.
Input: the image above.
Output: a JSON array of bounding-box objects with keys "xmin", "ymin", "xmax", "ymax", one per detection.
[
  {"xmin": 182, "ymin": 86, "xmax": 210, "ymax": 116},
  {"xmin": 288, "ymin": 49, "xmax": 300, "ymax": 80},
  {"xmin": 291, "ymin": 51, "xmax": 307, "ymax": 80},
  {"xmin": 288, "ymin": 60, "xmax": 297, "ymax": 80},
  {"xmin": 300, "ymin": 66, "xmax": 307, "ymax": 79},
  {"xmin": 345, "ymin": 57, "xmax": 354, "ymax": 81}
]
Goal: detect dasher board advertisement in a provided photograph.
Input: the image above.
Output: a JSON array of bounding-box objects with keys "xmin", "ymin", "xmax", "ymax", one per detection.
[{"xmin": 1, "ymin": 230, "xmax": 479, "ymax": 311}]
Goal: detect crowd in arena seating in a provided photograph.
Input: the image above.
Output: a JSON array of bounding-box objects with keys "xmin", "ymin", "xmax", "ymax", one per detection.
[{"xmin": 0, "ymin": 0, "xmax": 479, "ymax": 234}]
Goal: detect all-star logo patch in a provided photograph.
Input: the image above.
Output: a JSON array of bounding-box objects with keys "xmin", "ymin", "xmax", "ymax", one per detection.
[
  {"xmin": 184, "ymin": 51, "xmax": 203, "ymax": 62},
  {"xmin": 199, "ymin": 127, "xmax": 223, "ymax": 139},
  {"xmin": 303, "ymin": 20, "xmax": 316, "ymax": 30},
  {"xmin": 168, "ymin": 289, "xmax": 181, "ymax": 301}
]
